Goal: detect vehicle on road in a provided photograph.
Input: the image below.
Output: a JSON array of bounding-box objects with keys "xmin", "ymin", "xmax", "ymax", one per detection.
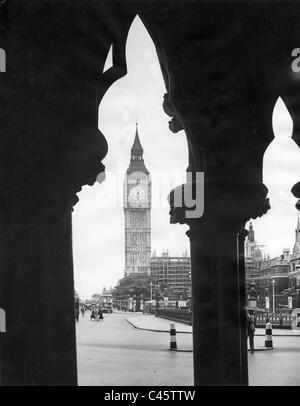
[
  {"xmin": 99, "ymin": 291, "xmax": 113, "ymax": 313},
  {"xmin": 87, "ymin": 291, "xmax": 113, "ymax": 313},
  {"xmin": 143, "ymin": 300, "xmax": 156, "ymax": 313}
]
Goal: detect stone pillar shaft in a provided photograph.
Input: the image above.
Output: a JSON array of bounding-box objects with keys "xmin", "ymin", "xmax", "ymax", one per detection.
[
  {"xmin": 189, "ymin": 222, "xmax": 247, "ymax": 385},
  {"xmin": 0, "ymin": 209, "xmax": 77, "ymax": 385}
]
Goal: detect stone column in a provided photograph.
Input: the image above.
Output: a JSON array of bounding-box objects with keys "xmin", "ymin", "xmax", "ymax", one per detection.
[
  {"xmin": 237, "ymin": 228, "xmax": 249, "ymax": 385},
  {"xmin": 188, "ymin": 219, "xmax": 245, "ymax": 385},
  {"xmin": 0, "ymin": 204, "xmax": 77, "ymax": 385},
  {"xmin": 169, "ymin": 153, "xmax": 269, "ymax": 385}
]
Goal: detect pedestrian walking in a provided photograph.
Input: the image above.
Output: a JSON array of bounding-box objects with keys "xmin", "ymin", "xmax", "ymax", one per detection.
[
  {"xmin": 99, "ymin": 309, "xmax": 104, "ymax": 321},
  {"xmin": 90, "ymin": 308, "xmax": 96, "ymax": 321},
  {"xmin": 247, "ymin": 309, "xmax": 255, "ymax": 354}
]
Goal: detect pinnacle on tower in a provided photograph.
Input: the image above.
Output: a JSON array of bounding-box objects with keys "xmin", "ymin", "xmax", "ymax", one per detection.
[
  {"xmin": 293, "ymin": 216, "xmax": 300, "ymax": 255},
  {"xmin": 131, "ymin": 122, "xmax": 143, "ymax": 158},
  {"xmin": 248, "ymin": 221, "xmax": 255, "ymax": 243},
  {"xmin": 127, "ymin": 123, "xmax": 149, "ymax": 175}
]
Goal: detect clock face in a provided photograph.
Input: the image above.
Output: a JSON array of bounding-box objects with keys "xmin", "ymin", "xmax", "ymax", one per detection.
[{"xmin": 129, "ymin": 186, "xmax": 147, "ymax": 206}]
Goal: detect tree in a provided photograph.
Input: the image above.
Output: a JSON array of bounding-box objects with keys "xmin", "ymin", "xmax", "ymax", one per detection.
[{"xmin": 113, "ymin": 274, "xmax": 152, "ymax": 300}]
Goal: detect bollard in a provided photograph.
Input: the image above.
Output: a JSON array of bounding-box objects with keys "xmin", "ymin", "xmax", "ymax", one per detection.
[
  {"xmin": 170, "ymin": 322, "xmax": 177, "ymax": 350},
  {"xmin": 265, "ymin": 321, "xmax": 273, "ymax": 348}
]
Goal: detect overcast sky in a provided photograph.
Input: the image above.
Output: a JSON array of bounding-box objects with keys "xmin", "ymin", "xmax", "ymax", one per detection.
[
  {"xmin": 252, "ymin": 96, "xmax": 300, "ymax": 259},
  {"xmin": 72, "ymin": 17, "xmax": 189, "ymax": 298},
  {"xmin": 72, "ymin": 17, "xmax": 300, "ymax": 299}
]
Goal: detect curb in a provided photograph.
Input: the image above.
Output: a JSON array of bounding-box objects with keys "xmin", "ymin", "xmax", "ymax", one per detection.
[
  {"xmin": 169, "ymin": 348, "xmax": 193, "ymax": 353},
  {"xmin": 126, "ymin": 319, "xmax": 193, "ymax": 352},
  {"xmin": 255, "ymin": 333, "xmax": 300, "ymax": 337},
  {"xmin": 126, "ymin": 319, "xmax": 192, "ymax": 334},
  {"xmin": 126, "ymin": 319, "xmax": 300, "ymax": 337}
]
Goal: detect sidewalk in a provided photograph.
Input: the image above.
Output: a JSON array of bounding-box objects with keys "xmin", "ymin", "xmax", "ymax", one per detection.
[
  {"xmin": 255, "ymin": 327, "xmax": 300, "ymax": 337},
  {"xmin": 126, "ymin": 313, "xmax": 192, "ymax": 333},
  {"xmin": 126, "ymin": 313, "xmax": 300, "ymax": 336},
  {"xmin": 248, "ymin": 334, "xmax": 300, "ymax": 386}
]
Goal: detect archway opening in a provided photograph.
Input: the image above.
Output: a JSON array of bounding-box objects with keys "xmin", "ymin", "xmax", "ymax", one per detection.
[
  {"xmin": 72, "ymin": 16, "xmax": 193, "ymax": 386},
  {"xmin": 245, "ymin": 97, "xmax": 300, "ymax": 385}
]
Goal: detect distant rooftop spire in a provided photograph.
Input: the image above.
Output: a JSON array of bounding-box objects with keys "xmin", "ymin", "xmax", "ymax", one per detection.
[
  {"xmin": 293, "ymin": 216, "xmax": 300, "ymax": 254},
  {"xmin": 127, "ymin": 123, "xmax": 149, "ymax": 175},
  {"xmin": 248, "ymin": 221, "xmax": 255, "ymax": 243}
]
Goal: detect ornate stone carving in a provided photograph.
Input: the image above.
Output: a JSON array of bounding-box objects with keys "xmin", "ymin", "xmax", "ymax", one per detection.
[
  {"xmin": 168, "ymin": 179, "xmax": 270, "ymax": 232},
  {"xmin": 162, "ymin": 93, "xmax": 184, "ymax": 133},
  {"xmin": 292, "ymin": 182, "xmax": 300, "ymax": 211}
]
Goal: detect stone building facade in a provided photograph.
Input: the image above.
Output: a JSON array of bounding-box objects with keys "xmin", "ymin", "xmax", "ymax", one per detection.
[
  {"xmin": 259, "ymin": 249, "xmax": 290, "ymax": 309},
  {"xmin": 150, "ymin": 251, "xmax": 191, "ymax": 299},
  {"xmin": 245, "ymin": 219, "xmax": 300, "ymax": 310},
  {"xmin": 289, "ymin": 218, "xmax": 300, "ymax": 307}
]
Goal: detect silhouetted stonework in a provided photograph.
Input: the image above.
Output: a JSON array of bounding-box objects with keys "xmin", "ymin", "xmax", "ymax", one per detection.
[{"xmin": 1, "ymin": 0, "xmax": 300, "ymax": 386}]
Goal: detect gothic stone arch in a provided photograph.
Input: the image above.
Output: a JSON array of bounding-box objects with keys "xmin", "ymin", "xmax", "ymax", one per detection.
[{"xmin": 1, "ymin": 0, "xmax": 300, "ymax": 386}]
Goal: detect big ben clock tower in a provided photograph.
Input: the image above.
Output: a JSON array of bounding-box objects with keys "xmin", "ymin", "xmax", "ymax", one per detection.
[{"xmin": 123, "ymin": 124, "xmax": 151, "ymax": 276}]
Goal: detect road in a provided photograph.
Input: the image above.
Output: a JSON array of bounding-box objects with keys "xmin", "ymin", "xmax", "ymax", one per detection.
[
  {"xmin": 76, "ymin": 312, "xmax": 193, "ymax": 386},
  {"xmin": 76, "ymin": 312, "xmax": 300, "ymax": 386}
]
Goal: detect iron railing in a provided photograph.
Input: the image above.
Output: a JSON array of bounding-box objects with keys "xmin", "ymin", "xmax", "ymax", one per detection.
[
  {"xmin": 156, "ymin": 309, "xmax": 192, "ymax": 325},
  {"xmin": 254, "ymin": 313, "xmax": 293, "ymax": 329}
]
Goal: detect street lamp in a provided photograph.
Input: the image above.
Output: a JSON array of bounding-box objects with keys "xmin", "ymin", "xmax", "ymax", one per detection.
[
  {"xmin": 155, "ymin": 284, "xmax": 160, "ymax": 315},
  {"xmin": 272, "ymin": 278, "xmax": 275, "ymax": 314},
  {"xmin": 150, "ymin": 281, "xmax": 152, "ymax": 301}
]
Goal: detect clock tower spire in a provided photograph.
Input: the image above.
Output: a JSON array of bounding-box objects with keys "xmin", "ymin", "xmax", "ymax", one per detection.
[
  {"xmin": 127, "ymin": 123, "xmax": 149, "ymax": 175},
  {"xmin": 131, "ymin": 122, "xmax": 143, "ymax": 157},
  {"xmin": 123, "ymin": 124, "xmax": 151, "ymax": 276}
]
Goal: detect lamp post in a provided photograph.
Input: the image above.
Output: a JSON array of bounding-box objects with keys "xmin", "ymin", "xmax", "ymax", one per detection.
[
  {"xmin": 140, "ymin": 294, "xmax": 144, "ymax": 312},
  {"xmin": 155, "ymin": 284, "xmax": 160, "ymax": 315},
  {"xmin": 133, "ymin": 294, "xmax": 136, "ymax": 312},
  {"xmin": 265, "ymin": 288, "xmax": 269, "ymax": 321},
  {"xmin": 150, "ymin": 281, "xmax": 152, "ymax": 301},
  {"xmin": 272, "ymin": 278, "xmax": 275, "ymax": 314}
]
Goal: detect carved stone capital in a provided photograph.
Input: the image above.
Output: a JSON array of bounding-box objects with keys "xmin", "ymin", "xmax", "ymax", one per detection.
[
  {"xmin": 162, "ymin": 93, "xmax": 184, "ymax": 134},
  {"xmin": 169, "ymin": 178, "xmax": 270, "ymax": 235}
]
